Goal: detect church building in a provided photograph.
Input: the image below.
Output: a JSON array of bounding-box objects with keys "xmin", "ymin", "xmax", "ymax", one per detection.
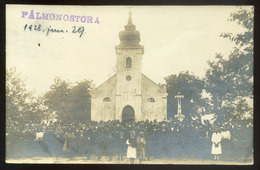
[{"xmin": 90, "ymin": 12, "xmax": 168, "ymax": 122}]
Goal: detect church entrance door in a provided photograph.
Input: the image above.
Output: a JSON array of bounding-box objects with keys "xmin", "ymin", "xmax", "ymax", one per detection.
[{"xmin": 122, "ymin": 105, "xmax": 135, "ymax": 122}]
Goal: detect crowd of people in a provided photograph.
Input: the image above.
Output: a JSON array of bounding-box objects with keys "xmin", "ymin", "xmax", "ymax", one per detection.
[{"xmin": 6, "ymin": 118, "xmax": 253, "ymax": 163}]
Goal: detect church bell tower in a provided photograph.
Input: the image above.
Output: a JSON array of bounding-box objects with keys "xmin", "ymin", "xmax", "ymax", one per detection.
[{"xmin": 115, "ymin": 11, "xmax": 144, "ymax": 121}]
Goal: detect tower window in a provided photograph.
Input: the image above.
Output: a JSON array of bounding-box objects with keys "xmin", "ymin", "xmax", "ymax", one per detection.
[
  {"xmin": 126, "ymin": 75, "xmax": 132, "ymax": 81},
  {"xmin": 148, "ymin": 98, "xmax": 155, "ymax": 102},
  {"xmin": 103, "ymin": 97, "xmax": 111, "ymax": 102},
  {"xmin": 126, "ymin": 57, "xmax": 132, "ymax": 68}
]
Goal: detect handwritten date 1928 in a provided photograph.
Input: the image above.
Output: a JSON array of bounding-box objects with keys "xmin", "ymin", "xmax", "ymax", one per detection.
[
  {"xmin": 24, "ymin": 24, "xmax": 41, "ymax": 31},
  {"xmin": 23, "ymin": 24, "xmax": 85, "ymax": 38}
]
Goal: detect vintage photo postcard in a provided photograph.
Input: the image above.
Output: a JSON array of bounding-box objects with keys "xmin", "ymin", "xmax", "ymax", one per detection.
[{"xmin": 6, "ymin": 5, "xmax": 253, "ymax": 164}]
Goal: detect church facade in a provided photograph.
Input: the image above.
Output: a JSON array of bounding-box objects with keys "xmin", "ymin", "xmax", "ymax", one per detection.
[{"xmin": 90, "ymin": 12, "xmax": 168, "ymax": 122}]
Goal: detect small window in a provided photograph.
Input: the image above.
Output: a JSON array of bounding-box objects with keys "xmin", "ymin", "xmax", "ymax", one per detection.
[
  {"xmin": 126, "ymin": 57, "xmax": 132, "ymax": 68},
  {"xmin": 148, "ymin": 98, "xmax": 155, "ymax": 102},
  {"xmin": 103, "ymin": 97, "xmax": 111, "ymax": 102},
  {"xmin": 126, "ymin": 75, "xmax": 132, "ymax": 81}
]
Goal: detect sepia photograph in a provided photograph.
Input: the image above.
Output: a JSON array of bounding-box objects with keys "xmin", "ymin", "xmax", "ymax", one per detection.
[{"xmin": 6, "ymin": 5, "xmax": 253, "ymax": 164}]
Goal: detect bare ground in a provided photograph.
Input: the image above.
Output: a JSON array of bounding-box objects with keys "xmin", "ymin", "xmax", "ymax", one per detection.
[{"xmin": 6, "ymin": 156, "xmax": 253, "ymax": 165}]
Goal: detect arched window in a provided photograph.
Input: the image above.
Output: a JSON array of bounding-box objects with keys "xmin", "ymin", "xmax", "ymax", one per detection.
[
  {"xmin": 126, "ymin": 57, "xmax": 132, "ymax": 68},
  {"xmin": 103, "ymin": 97, "xmax": 111, "ymax": 102},
  {"xmin": 148, "ymin": 98, "xmax": 155, "ymax": 102}
]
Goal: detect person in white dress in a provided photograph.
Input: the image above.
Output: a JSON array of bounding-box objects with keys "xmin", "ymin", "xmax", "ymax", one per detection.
[
  {"xmin": 221, "ymin": 126, "xmax": 231, "ymax": 160},
  {"xmin": 126, "ymin": 131, "xmax": 137, "ymax": 164},
  {"xmin": 211, "ymin": 128, "xmax": 222, "ymax": 160}
]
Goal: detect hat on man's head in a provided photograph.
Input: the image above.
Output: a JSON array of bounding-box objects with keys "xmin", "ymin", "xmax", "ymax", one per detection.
[
  {"xmin": 139, "ymin": 131, "xmax": 145, "ymax": 136},
  {"xmin": 130, "ymin": 130, "xmax": 135, "ymax": 136}
]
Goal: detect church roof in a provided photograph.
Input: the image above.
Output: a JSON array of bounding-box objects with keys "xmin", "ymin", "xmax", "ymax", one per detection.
[
  {"xmin": 142, "ymin": 74, "xmax": 168, "ymax": 95},
  {"xmin": 90, "ymin": 74, "xmax": 116, "ymax": 96},
  {"xmin": 118, "ymin": 11, "xmax": 142, "ymax": 47}
]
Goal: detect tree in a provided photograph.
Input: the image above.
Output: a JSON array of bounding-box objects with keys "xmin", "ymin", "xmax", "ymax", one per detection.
[
  {"xmin": 43, "ymin": 77, "xmax": 93, "ymax": 123},
  {"xmin": 6, "ymin": 67, "xmax": 46, "ymax": 159},
  {"xmin": 69, "ymin": 80, "xmax": 92, "ymax": 121},
  {"xmin": 204, "ymin": 7, "xmax": 253, "ymax": 124},
  {"xmin": 165, "ymin": 71, "xmax": 208, "ymax": 122},
  {"xmin": 43, "ymin": 77, "xmax": 71, "ymax": 123},
  {"xmin": 6, "ymin": 67, "xmax": 44, "ymax": 132}
]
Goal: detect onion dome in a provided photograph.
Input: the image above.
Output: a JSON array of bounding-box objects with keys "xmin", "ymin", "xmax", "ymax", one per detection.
[{"xmin": 118, "ymin": 11, "xmax": 141, "ymax": 47}]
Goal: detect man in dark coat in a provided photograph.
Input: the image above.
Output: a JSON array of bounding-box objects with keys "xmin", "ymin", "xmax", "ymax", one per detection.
[
  {"xmin": 115, "ymin": 131, "xmax": 126, "ymax": 161},
  {"xmin": 136, "ymin": 131, "xmax": 146, "ymax": 164},
  {"xmin": 105, "ymin": 133, "xmax": 114, "ymax": 161},
  {"xmin": 68, "ymin": 132, "xmax": 77, "ymax": 160},
  {"xmin": 85, "ymin": 133, "xmax": 93, "ymax": 160},
  {"xmin": 54, "ymin": 126, "xmax": 65, "ymax": 159},
  {"xmin": 77, "ymin": 130, "xmax": 85, "ymax": 157},
  {"xmin": 96, "ymin": 130, "xmax": 105, "ymax": 161}
]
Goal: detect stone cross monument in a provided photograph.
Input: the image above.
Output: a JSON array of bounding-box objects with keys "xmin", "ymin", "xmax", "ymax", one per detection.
[{"xmin": 174, "ymin": 92, "xmax": 185, "ymax": 122}]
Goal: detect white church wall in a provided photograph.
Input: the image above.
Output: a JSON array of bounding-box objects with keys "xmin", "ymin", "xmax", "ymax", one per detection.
[
  {"xmin": 91, "ymin": 75, "xmax": 116, "ymax": 121},
  {"xmin": 141, "ymin": 74, "xmax": 168, "ymax": 121}
]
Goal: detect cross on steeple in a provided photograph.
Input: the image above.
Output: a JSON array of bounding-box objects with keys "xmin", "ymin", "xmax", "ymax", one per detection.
[
  {"xmin": 129, "ymin": 8, "xmax": 132, "ymax": 16},
  {"xmin": 128, "ymin": 8, "xmax": 133, "ymax": 25}
]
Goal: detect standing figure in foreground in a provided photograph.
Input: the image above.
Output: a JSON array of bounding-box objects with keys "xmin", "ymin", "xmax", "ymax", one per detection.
[
  {"xmin": 136, "ymin": 131, "xmax": 146, "ymax": 164},
  {"xmin": 221, "ymin": 126, "xmax": 231, "ymax": 160},
  {"xmin": 211, "ymin": 128, "xmax": 222, "ymax": 160},
  {"xmin": 68, "ymin": 132, "xmax": 77, "ymax": 160},
  {"xmin": 116, "ymin": 131, "xmax": 125, "ymax": 161},
  {"xmin": 35, "ymin": 127, "xmax": 52, "ymax": 157},
  {"xmin": 126, "ymin": 131, "xmax": 137, "ymax": 164}
]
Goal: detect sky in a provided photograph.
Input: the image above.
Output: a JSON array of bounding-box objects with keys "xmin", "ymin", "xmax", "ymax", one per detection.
[{"xmin": 6, "ymin": 5, "xmax": 250, "ymax": 95}]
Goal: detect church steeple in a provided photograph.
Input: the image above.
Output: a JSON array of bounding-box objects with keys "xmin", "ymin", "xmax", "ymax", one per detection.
[
  {"xmin": 124, "ymin": 10, "xmax": 135, "ymax": 31},
  {"xmin": 118, "ymin": 11, "xmax": 141, "ymax": 47},
  {"xmin": 128, "ymin": 10, "xmax": 132, "ymax": 24}
]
